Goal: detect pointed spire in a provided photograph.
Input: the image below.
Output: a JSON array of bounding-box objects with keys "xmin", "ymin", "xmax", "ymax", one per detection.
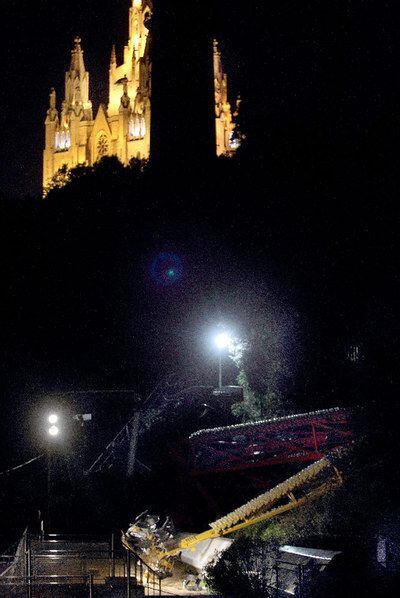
[
  {"xmin": 64, "ymin": 36, "xmax": 92, "ymax": 119},
  {"xmin": 49, "ymin": 87, "xmax": 56, "ymax": 110},
  {"xmin": 110, "ymin": 44, "xmax": 117, "ymax": 66},
  {"xmin": 46, "ymin": 87, "xmax": 58, "ymax": 123},
  {"xmin": 70, "ymin": 36, "xmax": 86, "ymax": 75},
  {"xmin": 213, "ymin": 38, "xmax": 223, "ymax": 81}
]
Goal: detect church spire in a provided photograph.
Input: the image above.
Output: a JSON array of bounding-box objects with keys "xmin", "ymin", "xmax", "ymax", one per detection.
[
  {"xmin": 70, "ymin": 36, "xmax": 86, "ymax": 75},
  {"xmin": 110, "ymin": 44, "xmax": 117, "ymax": 66},
  {"xmin": 64, "ymin": 36, "xmax": 92, "ymax": 120},
  {"xmin": 47, "ymin": 88, "xmax": 58, "ymax": 117}
]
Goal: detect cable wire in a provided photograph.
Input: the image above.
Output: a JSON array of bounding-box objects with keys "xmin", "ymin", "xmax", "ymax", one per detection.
[{"xmin": 0, "ymin": 454, "xmax": 44, "ymax": 477}]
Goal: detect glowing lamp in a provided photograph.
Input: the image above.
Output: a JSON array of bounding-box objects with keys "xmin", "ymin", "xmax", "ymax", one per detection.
[
  {"xmin": 48, "ymin": 425, "xmax": 59, "ymax": 437},
  {"xmin": 215, "ymin": 332, "xmax": 232, "ymax": 350},
  {"xmin": 48, "ymin": 414, "xmax": 59, "ymax": 425}
]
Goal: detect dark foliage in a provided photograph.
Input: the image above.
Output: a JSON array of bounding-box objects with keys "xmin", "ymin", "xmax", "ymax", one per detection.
[
  {"xmin": 206, "ymin": 537, "xmax": 280, "ymax": 598},
  {"xmin": 302, "ymin": 552, "xmax": 400, "ymax": 598}
]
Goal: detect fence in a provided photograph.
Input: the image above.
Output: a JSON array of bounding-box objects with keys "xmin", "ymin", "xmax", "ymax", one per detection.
[
  {"xmin": 274, "ymin": 559, "xmax": 308, "ymax": 597},
  {"xmin": 0, "ymin": 530, "xmax": 162, "ymax": 597},
  {"xmin": 125, "ymin": 546, "xmax": 162, "ymax": 596},
  {"xmin": 0, "ymin": 574, "xmax": 94, "ymax": 597}
]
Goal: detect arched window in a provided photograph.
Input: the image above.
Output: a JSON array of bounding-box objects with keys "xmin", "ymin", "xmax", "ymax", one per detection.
[
  {"xmin": 129, "ymin": 115, "xmax": 144, "ymax": 139},
  {"xmin": 139, "ymin": 115, "xmax": 146, "ymax": 138},
  {"xmin": 128, "ymin": 114, "xmax": 146, "ymax": 139},
  {"xmin": 55, "ymin": 128, "xmax": 71, "ymax": 152}
]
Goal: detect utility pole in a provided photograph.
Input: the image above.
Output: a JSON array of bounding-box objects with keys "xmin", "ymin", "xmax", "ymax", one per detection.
[{"xmin": 46, "ymin": 449, "xmax": 53, "ymax": 533}]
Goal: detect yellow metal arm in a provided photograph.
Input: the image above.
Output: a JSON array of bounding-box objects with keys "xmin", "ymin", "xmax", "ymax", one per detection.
[
  {"xmin": 123, "ymin": 451, "xmax": 345, "ymax": 574},
  {"xmin": 165, "ymin": 458, "xmax": 341, "ymax": 557}
]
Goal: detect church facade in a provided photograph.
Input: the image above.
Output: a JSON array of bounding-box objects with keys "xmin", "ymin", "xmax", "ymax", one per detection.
[{"xmin": 43, "ymin": 0, "xmax": 238, "ymax": 190}]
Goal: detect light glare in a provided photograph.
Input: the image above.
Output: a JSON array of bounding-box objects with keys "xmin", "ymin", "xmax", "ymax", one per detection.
[
  {"xmin": 48, "ymin": 425, "xmax": 59, "ymax": 437},
  {"xmin": 215, "ymin": 332, "xmax": 232, "ymax": 350},
  {"xmin": 48, "ymin": 414, "xmax": 59, "ymax": 424}
]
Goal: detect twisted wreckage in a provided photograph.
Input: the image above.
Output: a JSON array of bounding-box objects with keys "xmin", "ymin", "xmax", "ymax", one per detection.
[{"xmin": 122, "ymin": 407, "xmax": 354, "ymax": 579}]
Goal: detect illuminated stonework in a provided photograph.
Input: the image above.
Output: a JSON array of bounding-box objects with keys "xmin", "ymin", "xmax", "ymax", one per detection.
[
  {"xmin": 43, "ymin": 1, "xmax": 238, "ymax": 190},
  {"xmin": 213, "ymin": 40, "xmax": 240, "ymax": 156},
  {"xmin": 96, "ymin": 134, "xmax": 109, "ymax": 159}
]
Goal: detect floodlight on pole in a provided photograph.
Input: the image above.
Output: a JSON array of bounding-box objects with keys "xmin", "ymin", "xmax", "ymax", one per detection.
[
  {"xmin": 214, "ymin": 332, "xmax": 233, "ymax": 389},
  {"xmin": 48, "ymin": 425, "xmax": 59, "ymax": 437},
  {"xmin": 45, "ymin": 414, "xmax": 60, "ymax": 533}
]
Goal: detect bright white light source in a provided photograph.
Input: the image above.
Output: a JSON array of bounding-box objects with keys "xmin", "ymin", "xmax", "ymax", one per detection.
[
  {"xmin": 215, "ymin": 332, "xmax": 232, "ymax": 350},
  {"xmin": 48, "ymin": 425, "xmax": 59, "ymax": 437},
  {"xmin": 48, "ymin": 414, "xmax": 59, "ymax": 425}
]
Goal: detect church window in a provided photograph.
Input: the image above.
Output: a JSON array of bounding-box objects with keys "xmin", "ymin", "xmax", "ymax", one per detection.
[
  {"xmin": 128, "ymin": 115, "xmax": 137, "ymax": 138},
  {"xmin": 55, "ymin": 128, "xmax": 71, "ymax": 152},
  {"xmin": 139, "ymin": 116, "xmax": 146, "ymax": 138},
  {"xmin": 97, "ymin": 134, "xmax": 109, "ymax": 158},
  {"xmin": 128, "ymin": 114, "xmax": 145, "ymax": 139}
]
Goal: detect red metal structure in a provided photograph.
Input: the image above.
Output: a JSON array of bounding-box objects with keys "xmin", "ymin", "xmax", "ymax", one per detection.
[{"xmin": 189, "ymin": 408, "xmax": 353, "ymax": 475}]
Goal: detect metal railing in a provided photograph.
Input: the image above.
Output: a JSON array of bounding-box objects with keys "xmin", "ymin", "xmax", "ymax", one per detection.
[
  {"xmin": 0, "ymin": 573, "xmax": 94, "ymax": 595},
  {"xmin": 125, "ymin": 546, "xmax": 162, "ymax": 596},
  {"xmin": 0, "ymin": 529, "xmax": 158, "ymax": 596}
]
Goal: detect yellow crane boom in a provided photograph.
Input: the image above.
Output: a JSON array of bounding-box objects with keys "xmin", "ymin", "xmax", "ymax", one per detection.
[{"xmin": 122, "ymin": 449, "xmax": 345, "ymax": 575}]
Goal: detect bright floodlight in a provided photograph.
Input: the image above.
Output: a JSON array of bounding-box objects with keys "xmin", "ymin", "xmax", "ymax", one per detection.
[
  {"xmin": 215, "ymin": 332, "xmax": 232, "ymax": 350},
  {"xmin": 48, "ymin": 414, "xmax": 59, "ymax": 425},
  {"xmin": 48, "ymin": 425, "xmax": 59, "ymax": 437}
]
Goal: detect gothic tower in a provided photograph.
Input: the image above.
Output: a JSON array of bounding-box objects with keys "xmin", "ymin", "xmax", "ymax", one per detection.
[
  {"xmin": 107, "ymin": 0, "xmax": 152, "ymax": 165},
  {"xmin": 43, "ymin": 37, "xmax": 93, "ymax": 188},
  {"xmin": 43, "ymin": 1, "xmax": 237, "ymax": 191},
  {"xmin": 214, "ymin": 40, "xmax": 240, "ymax": 156}
]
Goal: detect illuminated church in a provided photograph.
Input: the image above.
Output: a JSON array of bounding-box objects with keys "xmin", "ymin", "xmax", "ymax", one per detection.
[{"xmin": 43, "ymin": 0, "xmax": 238, "ymax": 190}]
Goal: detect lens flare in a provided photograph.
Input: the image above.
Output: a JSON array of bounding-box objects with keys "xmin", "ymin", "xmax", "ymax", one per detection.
[{"xmin": 150, "ymin": 252, "xmax": 184, "ymax": 286}]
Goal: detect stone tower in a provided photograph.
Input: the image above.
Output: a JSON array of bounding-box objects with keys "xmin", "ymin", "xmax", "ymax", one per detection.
[
  {"xmin": 43, "ymin": 1, "xmax": 237, "ymax": 190},
  {"xmin": 43, "ymin": 36, "xmax": 94, "ymax": 187},
  {"xmin": 214, "ymin": 40, "xmax": 240, "ymax": 156}
]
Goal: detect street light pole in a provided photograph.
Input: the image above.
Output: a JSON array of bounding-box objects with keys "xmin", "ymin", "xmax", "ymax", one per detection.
[
  {"xmin": 45, "ymin": 413, "xmax": 59, "ymax": 533},
  {"xmin": 47, "ymin": 449, "xmax": 52, "ymax": 533},
  {"xmin": 214, "ymin": 332, "xmax": 232, "ymax": 390}
]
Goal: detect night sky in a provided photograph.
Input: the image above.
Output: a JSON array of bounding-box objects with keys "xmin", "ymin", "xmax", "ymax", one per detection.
[{"xmin": 0, "ymin": 1, "xmax": 399, "ymax": 490}]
